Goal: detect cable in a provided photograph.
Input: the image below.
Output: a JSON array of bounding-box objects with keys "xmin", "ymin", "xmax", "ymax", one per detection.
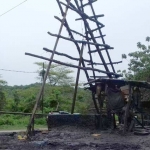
[
  {"xmin": 0, "ymin": 69, "xmax": 36, "ymax": 74},
  {"xmin": 0, "ymin": 0, "xmax": 27, "ymax": 18}
]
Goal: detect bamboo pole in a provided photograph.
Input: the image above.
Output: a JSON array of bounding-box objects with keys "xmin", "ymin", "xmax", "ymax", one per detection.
[
  {"xmin": 26, "ymin": 0, "xmax": 71, "ymax": 139},
  {"xmin": 71, "ymin": 43, "xmax": 84, "ymax": 114}
]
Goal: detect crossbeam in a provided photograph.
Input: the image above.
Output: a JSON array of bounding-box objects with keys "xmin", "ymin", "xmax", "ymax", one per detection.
[
  {"xmin": 89, "ymin": 47, "xmax": 114, "ymax": 53},
  {"xmin": 76, "ymin": 14, "xmax": 104, "ymax": 21},
  {"xmin": 86, "ymin": 27, "xmax": 103, "ymax": 34},
  {"xmin": 90, "ymin": 76, "xmax": 109, "ymax": 78},
  {"xmin": 43, "ymin": 47, "xmax": 91, "ymax": 63},
  {"xmin": 87, "ymin": 61, "xmax": 122, "ymax": 65},
  {"xmin": 48, "ymin": 32, "xmax": 110, "ymax": 47},
  {"xmin": 25, "ymin": 52, "xmax": 121, "ymax": 76},
  {"xmin": 88, "ymin": 35, "xmax": 106, "ymax": 40}
]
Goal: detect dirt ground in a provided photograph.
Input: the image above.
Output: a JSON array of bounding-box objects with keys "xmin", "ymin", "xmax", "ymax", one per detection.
[{"xmin": 0, "ymin": 126, "xmax": 150, "ymax": 150}]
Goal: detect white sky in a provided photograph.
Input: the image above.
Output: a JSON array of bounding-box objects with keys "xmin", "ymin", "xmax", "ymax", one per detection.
[{"xmin": 0, "ymin": 0, "xmax": 150, "ymax": 86}]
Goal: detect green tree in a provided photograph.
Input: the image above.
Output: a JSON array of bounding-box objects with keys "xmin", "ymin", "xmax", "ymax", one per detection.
[
  {"xmin": 13, "ymin": 91, "xmax": 20, "ymax": 109},
  {"xmin": 122, "ymin": 36, "xmax": 150, "ymax": 80},
  {"xmin": 35, "ymin": 62, "xmax": 74, "ymax": 86},
  {"xmin": 0, "ymin": 76, "xmax": 7, "ymax": 110}
]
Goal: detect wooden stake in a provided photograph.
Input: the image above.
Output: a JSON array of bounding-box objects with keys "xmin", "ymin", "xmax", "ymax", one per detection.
[{"xmin": 26, "ymin": 0, "xmax": 71, "ymax": 139}]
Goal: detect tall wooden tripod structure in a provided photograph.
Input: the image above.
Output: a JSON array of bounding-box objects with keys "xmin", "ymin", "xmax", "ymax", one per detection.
[{"xmin": 25, "ymin": 0, "xmax": 122, "ymax": 137}]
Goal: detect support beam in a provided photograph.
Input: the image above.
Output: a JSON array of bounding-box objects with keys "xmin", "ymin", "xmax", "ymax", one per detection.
[
  {"xmin": 76, "ymin": 14, "xmax": 104, "ymax": 21},
  {"xmin": 43, "ymin": 47, "xmax": 91, "ymax": 63},
  {"xmin": 48, "ymin": 32, "xmax": 109, "ymax": 47},
  {"xmin": 84, "ymin": 78, "xmax": 100, "ymax": 86},
  {"xmin": 87, "ymin": 61, "xmax": 122, "ymax": 65},
  {"xmin": 89, "ymin": 47, "xmax": 114, "ymax": 53},
  {"xmin": 90, "ymin": 76, "xmax": 109, "ymax": 78}
]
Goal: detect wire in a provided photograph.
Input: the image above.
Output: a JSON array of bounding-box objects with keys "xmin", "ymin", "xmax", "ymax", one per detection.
[
  {"xmin": 0, "ymin": 0, "xmax": 27, "ymax": 18},
  {"xmin": 0, "ymin": 69, "xmax": 36, "ymax": 74}
]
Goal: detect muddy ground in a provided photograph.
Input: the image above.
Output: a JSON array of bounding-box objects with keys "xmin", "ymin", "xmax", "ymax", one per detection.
[{"xmin": 0, "ymin": 126, "xmax": 150, "ymax": 150}]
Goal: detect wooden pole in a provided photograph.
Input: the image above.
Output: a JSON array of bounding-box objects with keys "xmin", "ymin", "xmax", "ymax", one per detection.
[
  {"xmin": 123, "ymin": 84, "xmax": 132, "ymax": 134},
  {"xmin": 26, "ymin": 0, "xmax": 71, "ymax": 138},
  {"xmin": 71, "ymin": 43, "xmax": 84, "ymax": 114}
]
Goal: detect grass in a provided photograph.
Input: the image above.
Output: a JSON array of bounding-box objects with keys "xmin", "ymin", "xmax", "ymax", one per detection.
[
  {"xmin": 0, "ymin": 124, "xmax": 47, "ymax": 131},
  {"xmin": 0, "ymin": 114, "xmax": 47, "ymax": 131}
]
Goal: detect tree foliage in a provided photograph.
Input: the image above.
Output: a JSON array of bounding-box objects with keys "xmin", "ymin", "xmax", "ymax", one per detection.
[
  {"xmin": 121, "ymin": 36, "xmax": 150, "ymax": 80},
  {"xmin": 3, "ymin": 83, "xmax": 91, "ymax": 114},
  {"xmin": 35, "ymin": 62, "xmax": 74, "ymax": 86},
  {"xmin": 0, "ymin": 76, "xmax": 7, "ymax": 110}
]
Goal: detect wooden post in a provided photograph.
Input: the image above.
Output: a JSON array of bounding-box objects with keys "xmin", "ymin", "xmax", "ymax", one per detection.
[
  {"xmin": 71, "ymin": 43, "xmax": 84, "ymax": 114},
  {"xmin": 96, "ymin": 83, "xmax": 102, "ymax": 128},
  {"xmin": 26, "ymin": 0, "xmax": 71, "ymax": 138},
  {"xmin": 123, "ymin": 84, "xmax": 132, "ymax": 134}
]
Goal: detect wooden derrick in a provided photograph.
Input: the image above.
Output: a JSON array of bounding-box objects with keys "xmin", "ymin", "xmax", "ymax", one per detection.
[{"xmin": 25, "ymin": 0, "xmax": 124, "ymax": 138}]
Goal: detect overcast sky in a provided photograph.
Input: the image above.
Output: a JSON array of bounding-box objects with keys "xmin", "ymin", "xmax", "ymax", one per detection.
[{"xmin": 0, "ymin": 0, "xmax": 150, "ymax": 86}]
